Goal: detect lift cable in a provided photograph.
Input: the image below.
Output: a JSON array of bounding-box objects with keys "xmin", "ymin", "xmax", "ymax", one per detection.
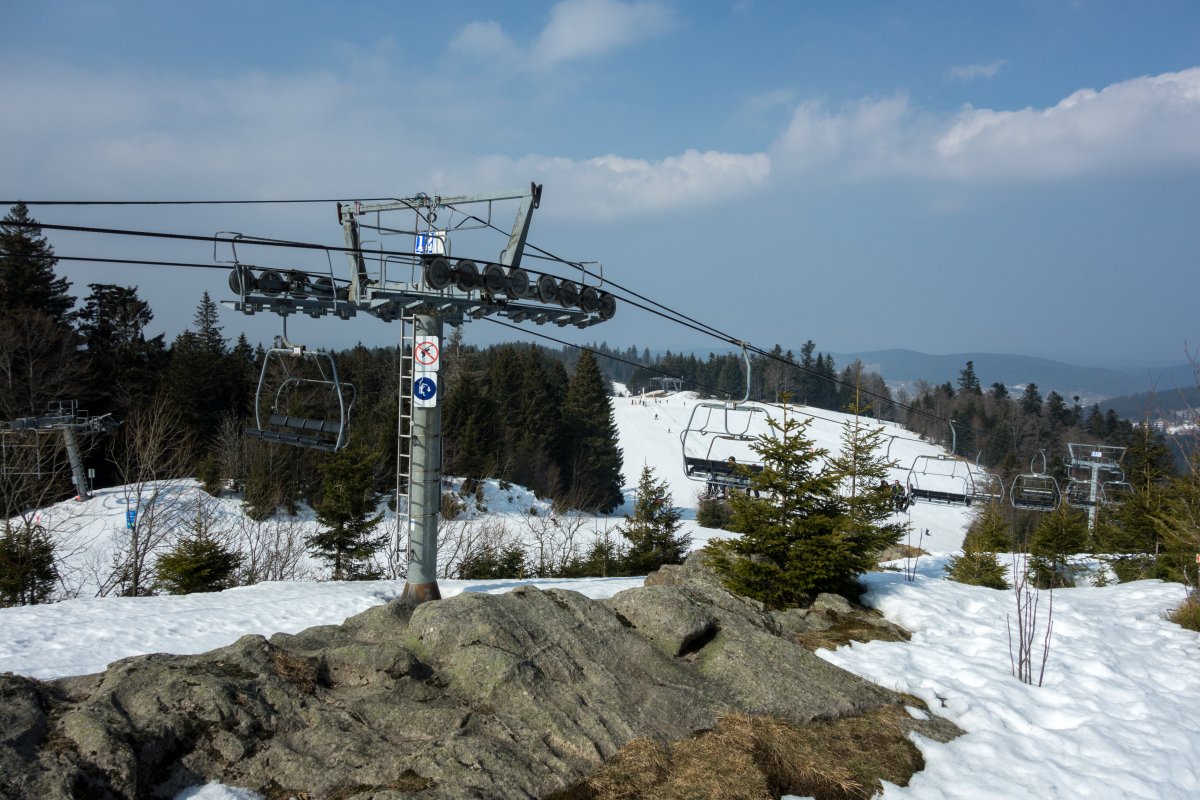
[
  {"xmin": 440, "ymin": 209, "xmax": 970, "ymax": 432},
  {"xmin": 2, "ymin": 197, "xmax": 402, "ymax": 206},
  {"xmin": 484, "ymin": 317, "xmax": 932, "ymax": 448},
  {"xmin": 4, "ymin": 219, "xmax": 983, "ymax": 437}
]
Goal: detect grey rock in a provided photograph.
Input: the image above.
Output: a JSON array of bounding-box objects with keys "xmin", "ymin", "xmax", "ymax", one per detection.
[
  {"xmin": 0, "ymin": 558, "xmax": 953, "ymax": 799},
  {"xmin": 812, "ymin": 592, "xmax": 855, "ymax": 616}
]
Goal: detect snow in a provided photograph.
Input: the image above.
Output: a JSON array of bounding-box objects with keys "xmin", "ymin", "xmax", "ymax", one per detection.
[{"xmin": 3, "ymin": 391, "xmax": 1198, "ymax": 799}]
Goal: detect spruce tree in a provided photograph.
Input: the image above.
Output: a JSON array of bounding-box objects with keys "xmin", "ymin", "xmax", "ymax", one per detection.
[
  {"xmin": 309, "ymin": 444, "xmax": 386, "ymax": 580},
  {"xmin": 166, "ymin": 292, "xmax": 233, "ymax": 440},
  {"xmin": 706, "ymin": 407, "xmax": 858, "ymax": 607},
  {"xmin": 563, "ymin": 350, "xmax": 623, "ymax": 511},
  {"xmin": 621, "ymin": 466, "xmax": 688, "ymax": 574},
  {"xmin": 0, "ymin": 523, "xmax": 58, "ymax": 606},
  {"xmin": 0, "ymin": 203, "xmax": 75, "ymax": 325},
  {"xmin": 828, "ymin": 390, "xmax": 905, "ymax": 557},
  {"xmin": 155, "ymin": 535, "xmax": 243, "ymax": 594},
  {"xmin": 1029, "ymin": 505, "xmax": 1088, "ymax": 588},
  {"xmin": 946, "ymin": 503, "xmax": 1011, "ymax": 589},
  {"xmin": 77, "ymin": 283, "xmax": 166, "ymax": 414},
  {"xmin": 957, "ymin": 361, "xmax": 982, "ymax": 395}
]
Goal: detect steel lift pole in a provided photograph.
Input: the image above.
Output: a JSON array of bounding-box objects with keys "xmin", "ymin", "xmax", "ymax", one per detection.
[{"xmin": 400, "ymin": 311, "xmax": 443, "ymax": 605}]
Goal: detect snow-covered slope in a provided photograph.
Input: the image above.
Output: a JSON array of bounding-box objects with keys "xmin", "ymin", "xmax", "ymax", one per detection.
[{"xmin": 3, "ymin": 393, "xmax": 1197, "ymax": 799}]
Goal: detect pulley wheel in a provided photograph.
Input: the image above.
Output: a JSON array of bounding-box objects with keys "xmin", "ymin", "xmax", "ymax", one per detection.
[
  {"xmin": 557, "ymin": 279, "xmax": 579, "ymax": 308},
  {"xmin": 423, "ymin": 256, "xmax": 452, "ymax": 290},
  {"xmin": 227, "ymin": 265, "xmax": 256, "ymax": 294},
  {"xmin": 507, "ymin": 268, "xmax": 530, "ymax": 298},
  {"xmin": 483, "ymin": 263, "xmax": 508, "ymax": 293},
  {"xmin": 454, "ymin": 259, "xmax": 480, "ymax": 290},
  {"xmin": 578, "ymin": 285, "xmax": 600, "ymax": 313},
  {"xmin": 258, "ymin": 269, "xmax": 284, "ymax": 296},
  {"xmin": 535, "ymin": 273, "xmax": 559, "ymax": 303},
  {"xmin": 597, "ymin": 291, "xmax": 617, "ymax": 320}
]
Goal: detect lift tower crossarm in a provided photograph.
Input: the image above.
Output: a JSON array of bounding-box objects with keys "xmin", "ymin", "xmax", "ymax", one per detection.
[{"xmin": 339, "ymin": 184, "xmax": 543, "ymax": 299}]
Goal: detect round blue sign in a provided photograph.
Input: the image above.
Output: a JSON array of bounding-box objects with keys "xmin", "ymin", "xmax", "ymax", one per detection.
[{"xmin": 414, "ymin": 376, "xmax": 437, "ymax": 400}]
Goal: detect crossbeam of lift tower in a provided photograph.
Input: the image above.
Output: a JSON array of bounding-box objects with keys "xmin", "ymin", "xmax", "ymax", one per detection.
[{"xmin": 223, "ymin": 183, "xmax": 615, "ymax": 605}]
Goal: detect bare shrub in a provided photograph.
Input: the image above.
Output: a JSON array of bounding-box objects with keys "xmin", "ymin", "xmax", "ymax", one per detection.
[
  {"xmin": 100, "ymin": 395, "xmax": 196, "ymax": 596},
  {"xmin": 1008, "ymin": 551, "xmax": 1054, "ymax": 686},
  {"xmin": 234, "ymin": 514, "xmax": 314, "ymax": 584}
]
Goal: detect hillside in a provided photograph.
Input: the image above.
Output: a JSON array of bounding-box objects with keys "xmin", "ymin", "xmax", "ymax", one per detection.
[
  {"xmin": 831, "ymin": 349, "xmax": 1196, "ymax": 401},
  {"xmin": 1, "ymin": 394, "xmax": 1197, "ymax": 799}
]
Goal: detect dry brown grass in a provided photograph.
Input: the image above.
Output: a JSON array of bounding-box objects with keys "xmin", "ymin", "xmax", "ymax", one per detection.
[
  {"xmin": 791, "ymin": 615, "xmax": 911, "ymax": 653},
  {"xmin": 269, "ymin": 649, "xmax": 321, "ymax": 695},
  {"xmin": 573, "ymin": 704, "xmax": 925, "ymax": 800},
  {"xmin": 1167, "ymin": 595, "xmax": 1200, "ymax": 632}
]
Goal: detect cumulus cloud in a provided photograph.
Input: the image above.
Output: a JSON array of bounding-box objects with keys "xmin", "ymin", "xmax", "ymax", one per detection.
[
  {"xmin": 448, "ymin": 20, "xmax": 518, "ymax": 61},
  {"xmin": 773, "ymin": 67, "xmax": 1200, "ymax": 181},
  {"xmin": 436, "ymin": 149, "xmax": 771, "ymax": 218},
  {"xmin": 947, "ymin": 59, "xmax": 1006, "ymax": 81},
  {"xmin": 449, "ymin": 0, "xmax": 675, "ymax": 70},
  {"xmin": 532, "ymin": 0, "xmax": 675, "ymax": 67}
]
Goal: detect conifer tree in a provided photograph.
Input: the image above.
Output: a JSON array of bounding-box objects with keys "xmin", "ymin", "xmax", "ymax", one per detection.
[
  {"xmin": 706, "ymin": 407, "xmax": 859, "ymax": 607},
  {"xmin": 309, "ymin": 444, "xmax": 386, "ymax": 580},
  {"xmin": 957, "ymin": 361, "xmax": 982, "ymax": 395},
  {"xmin": 0, "ymin": 204, "xmax": 84, "ymax": 418},
  {"xmin": 77, "ymin": 283, "xmax": 166, "ymax": 414},
  {"xmin": 166, "ymin": 292, "xmax": 234, "ymax": 440},
  {"xmin": 0, "ymin": 203, "xmax": 75, "ymax": 326},
  {"xmin": 828, "ymin": 389, "xmax": 906, "ymax": 555},
  {"xmin": 0, "ymin": 523, "xmax": 58, "ymax": 606},
  {"xmin": 155, "ymin": 535, "xmax": 243, "ymax": 594},
  {"xmin": 621, "ymin": 466, "xmax": 688, "ymax": 574},
  {"xmin": 946, "ymin": 503, "xmax": 1011, "ymax": 589},
  {"xmin": 1029, "ymin": 505, "xmax": 1088, "ymax": 588},
  {"xmin": 563, "ymin": 350, "xmax": 623, "ymax": 511}
]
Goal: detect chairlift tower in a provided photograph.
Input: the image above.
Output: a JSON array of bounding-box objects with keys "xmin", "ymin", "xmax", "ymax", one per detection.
[
  {"xmin": 651, "ymin": 377, "xmax": 683, "ymax": 393},
  {"xmin": 1064, "ymin": 443, "xmax": 1128, "ymax": 532},
  {"xmin": 2, "ymin": 400, "xmax": 118, "ymax": 501},
  {"xmin": 222, "ymin": 183, "xmax": 616, "ymax": 605}
]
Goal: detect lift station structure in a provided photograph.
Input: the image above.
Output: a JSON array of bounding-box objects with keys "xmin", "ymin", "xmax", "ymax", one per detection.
[{"xmin": 222, "ymin": 184, "xmax": 615, "ymax": 605}]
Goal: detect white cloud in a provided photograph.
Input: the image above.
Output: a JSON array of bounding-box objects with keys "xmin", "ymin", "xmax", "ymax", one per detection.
[
  {"xmin": 533, "ymin": 0, "xmax": 675, "ymax": 67},
  {"xmin": 448, "ymin": 0, "xmax": 676, "ymax": 70},
  {"xmin": 448, "ymin": 20, "xmax": 518, "ymax": 61},
  {"xmin": 773, "ymin": 67, "xmax": 1200, "ymax": 181},
  {"xmin": 436, "ymin": 149, "xmax": 771, "ymax": 218},
  {"xmin": 947, "ymin": 59, "xmax": 1006, "ymax": 81}
]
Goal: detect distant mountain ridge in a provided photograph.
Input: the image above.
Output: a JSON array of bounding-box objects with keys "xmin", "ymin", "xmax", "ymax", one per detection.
[{"xmin": 829, "ymin": 349, "xmax": 1195, "ymax": 402}]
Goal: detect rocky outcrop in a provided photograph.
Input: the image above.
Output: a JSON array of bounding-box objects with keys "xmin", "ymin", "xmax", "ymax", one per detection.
[{"xmin": 0, "ymin": 555, "xmax": 954, "ymax": 799}]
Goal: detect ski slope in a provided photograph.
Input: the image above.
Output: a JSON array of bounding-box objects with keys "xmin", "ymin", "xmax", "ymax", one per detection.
[{"xmin": 2, "ymin": 392, "xmax": 1197, "ymax": 799}]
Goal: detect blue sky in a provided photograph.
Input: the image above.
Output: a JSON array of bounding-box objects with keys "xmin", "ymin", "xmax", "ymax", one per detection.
[{"xmin": 2, "ymin": 1, "xmax": 1198, "ymax": 368}]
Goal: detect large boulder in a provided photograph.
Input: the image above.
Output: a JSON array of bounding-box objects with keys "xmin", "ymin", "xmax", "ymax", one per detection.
[{"xmin": 0, "ymin": 559, "xmax": 952, "ymax": 800}]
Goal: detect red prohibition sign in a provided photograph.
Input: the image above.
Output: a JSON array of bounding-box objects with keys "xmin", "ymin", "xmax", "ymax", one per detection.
[{"xmin": 415, "ymin": 341, "xmax": 440, "ymax": 366}]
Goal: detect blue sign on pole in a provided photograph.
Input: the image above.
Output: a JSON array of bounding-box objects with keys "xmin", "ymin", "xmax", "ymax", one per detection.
[
  {"xmin": 126, "ymin": 509, "xmax": 137, "ymax": 529},
  {"xmin": 414, "ymin": 375, "xmax": 438, "ymax": 407}
]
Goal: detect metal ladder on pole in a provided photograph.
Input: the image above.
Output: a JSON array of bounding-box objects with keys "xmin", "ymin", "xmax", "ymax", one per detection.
[{"xmin": 392, "ymin": 311, "xmax": 416, "ymax": 577}]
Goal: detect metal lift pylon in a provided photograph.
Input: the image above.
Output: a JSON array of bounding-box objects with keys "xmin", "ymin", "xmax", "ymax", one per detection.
[{"xmin": 223, "ymin": 183, "xmax": 616, "ymax": 605}]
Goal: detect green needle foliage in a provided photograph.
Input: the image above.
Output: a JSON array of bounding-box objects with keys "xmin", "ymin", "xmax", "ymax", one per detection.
[
  {"xmin": 621, "ymin": 465, "xmax": 689, "ymax": 575},
  {"xmin": 155, "ymin": 535, "xmax": 243, "ymax": 594},
  {"xmin": 0, "ymin": 523, "xmax": 58, "ymax": 606},
  {"xmin": 707, "ymin": 405, "xmax": 901, "ymax": 608},
  {"xmin": 946, "ymin": 502, "xmax": 1011, "ymax": 590},
  {"xmin": 309, "ymin": 444, "xmax": 386, "ymax": 580}
]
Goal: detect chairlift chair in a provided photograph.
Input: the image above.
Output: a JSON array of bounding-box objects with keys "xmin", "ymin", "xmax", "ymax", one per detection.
[
  {"xmin": 245, "ymin": 344, "xmax": 356, "ymax": 452},
  {"xmin": 1101, "ymin": 480, "xmax": 1133, "ymax": 506},
  {"xmin": 1010, "ymin": 451, "xmax": 1060, "ymax": 512},
  {"xmin": 905, "ymin": 454, "xmax": 975, "ymax": 506},
  {"xmin": 679, "ymin": 345, "xmax": 766, "ymax": 496}
]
